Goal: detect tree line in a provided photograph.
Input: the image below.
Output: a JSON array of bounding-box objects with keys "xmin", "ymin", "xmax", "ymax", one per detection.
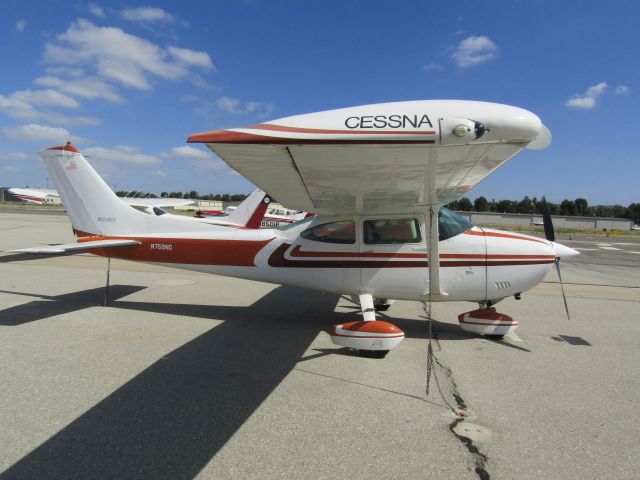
[
  {"xmin": 115, "ymin": 191, "xmax": 248, "ymax": 202},
  {"xmin": 114, "ymin": 191, "xmax": 638, "ymax": 222},
  {"xmin": 447, "ymin": 196, "xmax": 640, "ymax": 222}
]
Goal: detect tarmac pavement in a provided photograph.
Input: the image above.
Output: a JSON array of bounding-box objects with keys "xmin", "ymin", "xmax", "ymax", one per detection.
[{"xmin": 0, "ymin": 210, "xmax": 638, "ymax": 479}]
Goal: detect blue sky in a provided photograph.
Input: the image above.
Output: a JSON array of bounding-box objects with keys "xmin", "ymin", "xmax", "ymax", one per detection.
[{"xmin": 1, "ymin": 0, "xmax": 638, "ymax": 205}]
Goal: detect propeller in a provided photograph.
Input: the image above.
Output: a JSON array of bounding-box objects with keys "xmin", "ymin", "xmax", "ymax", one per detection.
[{"xmin": 540, "ymin": 196, "xmax": 570, "ymax": 319}]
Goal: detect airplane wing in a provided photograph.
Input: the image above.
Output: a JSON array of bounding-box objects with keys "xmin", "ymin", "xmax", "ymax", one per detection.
[
  {"xmin": 188, "ymin": 100, "xmax": 551, "ymax": 215},
  {"xmin": 7, "ymin": 239, "xmax": 140, "ymax": 254},
  {"xmin": 122, "ymin": 198, "xmax": 195, "ymax": 208},
  {"xmin": 8, "ymin": 187, "xmax": 59, "ymax": 204}
]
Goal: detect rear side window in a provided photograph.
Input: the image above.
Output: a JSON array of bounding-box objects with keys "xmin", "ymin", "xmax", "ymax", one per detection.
[
  {"xmin": 301, "ymin": 221, "xmax": 355, "ymax": 244},
  {"xmin": 363, "ymin": 218, "xmax": 421, "ymax": 244}
]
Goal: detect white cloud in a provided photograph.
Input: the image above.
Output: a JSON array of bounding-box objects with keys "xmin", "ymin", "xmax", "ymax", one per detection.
[
  {"xmin": 43, "ymin": 20, "xmax": 213, "ymax": 90},
  {"xmin": 45, "ymin": 66, "xmax": 86, "ymax": 78},
  {"xmin": 614, "ymin": 85, "xmax": 630, "ymax": 95},
  {"xmin": 88, "ymin": 3, "xmax": 105, "ymax": 18},
  {"xmin": 169, "ymin": 46, "xmax": 214, "ymax": 69},
  {"xmin": 3, "ymin": 89, "xmax": 80, "ymax": 110},
  {"xmin": 566, "ymin": 82, "xmax": 607, "ymax": 109},
  {"xmin": 50, "ymin": 114, "xmax": 101, "ymax": 126},
  {"xmin": 0, "ymin": 89, "xmax": 99, "ymax": 125},
  {"xmin": 3, "ymin": 123, "xmax": 85, "ymax": 143},
  {"xmin": 452, "ymin": 35, "xmax": 498, "ymax": 68},
  {"xmin": 151, "ymin": 169, "xmax": 167, "ymax": 177},
  {"xmin": 121, "ymin": 7, "xmax": 174, "ymax": 23},
  {"xmin": 35, "ymin": 75, "xmax": 124, "ymax": 103},
  {"xmin": 0, "ymin": 89, "xmax": 79, "ymax": 121},
  {"xmin": 168, "ymin": 146, "xmax": 210, "ymax": 159},
  {"xmin": 16, "ymin": 20, "xmax": 27, "ymax": 32},
  {"xmin": 216, "ymin": 96, "xmax": 274, "ymax": 116},
  {"xmin": 83, "ymin": 145, "xmax": 160, "ymax": 166},
  {"xmin": 422, "ymin": 62, "xmax": 443, "ymax": 72},
  {"xmin": 2, "ymin": 165, "xmax": 18, "ymax": 172},
  {"xmin": 0, "ymin": 152, "xmax": 28, "ymax": 161}
]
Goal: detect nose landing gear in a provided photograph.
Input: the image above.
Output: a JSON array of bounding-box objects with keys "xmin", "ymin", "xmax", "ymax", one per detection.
[{"xmin": 458, "ymin": 307, "xmax": 519, "ymax": 337}]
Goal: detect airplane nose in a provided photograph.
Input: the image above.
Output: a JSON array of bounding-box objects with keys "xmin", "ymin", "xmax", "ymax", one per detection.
[{"xmin": 551, "ymin": 242, "xmax": 579, "ymax": 259}]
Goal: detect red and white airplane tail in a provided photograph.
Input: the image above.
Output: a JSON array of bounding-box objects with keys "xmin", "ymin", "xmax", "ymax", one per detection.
[
  {"xmin": 39, "ymin": 143, "xmax": 270, "ymax": 236},
  {"xmin": 41, "ymin": 144, "xmax": 148, "ymax": 236},
  {"xmin": 215, "ymin": 189, "xmax": 271, "ymax": 229}
]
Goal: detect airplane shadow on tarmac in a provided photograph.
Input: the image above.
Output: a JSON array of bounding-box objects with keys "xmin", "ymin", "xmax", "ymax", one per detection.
[
  {"xmin": 0, "ymin": 285, "xmax": 146, "ymax": 326},
  {"xmin": 1, "ymin": 286, "xmax": 339, "ymax": 480},
  {"xmin": 1, "ymin": 284, "xmax": 526, "ymax": 479}
]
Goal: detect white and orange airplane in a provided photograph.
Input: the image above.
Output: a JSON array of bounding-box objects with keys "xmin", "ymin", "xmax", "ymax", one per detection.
[
  {"xmin": 197, "ymin": 203, "xmax": 309, "ymax": 228},
  {"xmin": 8, "ymin": 187, "xmax": 61, "ymax": 204},
  {"xmin": 139, "ymin": 188, "xmax": 272, "ymax": 229},
  {"xmin": 9, "ymin": 100, "xmax": 577, "ymax": 357}
]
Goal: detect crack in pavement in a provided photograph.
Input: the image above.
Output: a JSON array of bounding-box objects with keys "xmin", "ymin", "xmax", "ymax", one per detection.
[{"xmin": 431, "ymin": 329, "xmax": 492, "ymax": 480}]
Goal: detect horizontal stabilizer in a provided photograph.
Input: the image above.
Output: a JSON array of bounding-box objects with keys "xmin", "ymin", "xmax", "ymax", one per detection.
[{"xmin": 7, "ymin": 239, "xmax": 140, "ymax": 254}]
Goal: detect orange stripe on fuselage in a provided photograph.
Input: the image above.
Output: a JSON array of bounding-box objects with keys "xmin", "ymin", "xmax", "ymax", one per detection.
[
  {"xmin": 79, "ymin": 236, "xmax": 273, "ymax": 266},
  {"xmin": 290, "ymin": 245, "xmax": 425, "ymax": 258},
  {"xmin": 290, "ymin": 245, "xmax": 553, "ymax": 260},
  {"xmin": 463, "ymin": 229, "xmax": 549, "ymax": 245}
]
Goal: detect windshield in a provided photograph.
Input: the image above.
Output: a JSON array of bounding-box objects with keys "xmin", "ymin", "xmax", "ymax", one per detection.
[
  {"xmin": 439, "ymin": 207, "xmax": 473, "ymax": 241},
  {"xmin": 277, "ymin": 216, "xmax": 314, "ymax": 231}
]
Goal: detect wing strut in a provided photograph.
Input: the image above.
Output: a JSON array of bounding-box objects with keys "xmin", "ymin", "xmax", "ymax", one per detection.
[{"xmin": 427, "ymin": 206, "xmax": 441, "ymax": 296}]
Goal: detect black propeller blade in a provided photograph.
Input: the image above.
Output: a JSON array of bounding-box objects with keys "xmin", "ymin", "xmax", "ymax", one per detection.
[
  {"xmin": 540, "ymin": 196, "xmax": 555, "ymax": 242},
  {"xmin": 540, "ymin": 196, "xmax": 570, "ymax": 320}
]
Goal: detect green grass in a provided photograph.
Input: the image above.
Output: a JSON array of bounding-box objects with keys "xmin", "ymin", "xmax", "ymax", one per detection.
[{"xmin": 478, "ymin": 223, "xmax": 639, "ymax": 238}]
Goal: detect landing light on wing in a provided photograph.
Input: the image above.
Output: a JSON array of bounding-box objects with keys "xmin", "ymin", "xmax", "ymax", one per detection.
[{"xmin": 526, "ymin": 124, "xmax": 552, "ymax": 150}]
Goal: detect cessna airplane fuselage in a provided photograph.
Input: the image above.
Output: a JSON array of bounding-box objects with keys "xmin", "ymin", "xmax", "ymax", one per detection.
[
  {"xmin": 82, "ymin": 212, "xmax": 559, "ymax": 304},
  {"xmin": 12, "ymin": 100, "xmax": 577, "ymax": 355}
]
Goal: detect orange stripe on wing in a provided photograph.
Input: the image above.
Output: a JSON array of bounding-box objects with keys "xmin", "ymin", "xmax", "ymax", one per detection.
[{"xmin": 248, "ymin": 124, "xmax": 437, "ymax": 136}]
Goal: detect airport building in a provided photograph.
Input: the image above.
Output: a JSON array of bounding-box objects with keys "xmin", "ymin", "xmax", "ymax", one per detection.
[{"xmin": 456, "ymin": 211, "xmax": 632, "ymax": 231}]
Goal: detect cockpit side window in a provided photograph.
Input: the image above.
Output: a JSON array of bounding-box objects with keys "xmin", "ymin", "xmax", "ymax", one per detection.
[
  {"xmin": 301, "ymin": 220, "xmax": 355, "ymax": 244},
  {"xmin": 439, "ymin": 207, "xmax": 473, "ymax": 241},
  {"xmin": 363, "ymin": 218, "xmax": 421, "ymax": 244}
]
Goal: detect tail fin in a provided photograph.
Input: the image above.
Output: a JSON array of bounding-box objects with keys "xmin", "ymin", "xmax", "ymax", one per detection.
[
  {"xmin": 39, "ymin": 143, "xmax": 148, "ymax": 236},
  {"xmin": 224, "ymin": 189, "xmax": 270, "ymax": 228}
]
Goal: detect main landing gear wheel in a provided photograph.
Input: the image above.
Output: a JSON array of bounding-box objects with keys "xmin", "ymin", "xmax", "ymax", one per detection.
[
  {"xmin": 329, "ymin": 294, "xmax": 404, "ymax": 357},
  {"xmin": 329, "ymin": 321, "xmax": 404, "ymax": 355}
]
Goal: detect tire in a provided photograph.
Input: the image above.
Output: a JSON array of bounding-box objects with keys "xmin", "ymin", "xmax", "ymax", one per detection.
[
  {"xmin": 358, "ymin": 349, "xmax": 389, "ymax": 358},
  {"xmin": 486, "ymin": 334, "xmax": 505, "ymax": 340},
  {"xmin": 374, "ymin": 303, "xmax": 391, "ymax": 312}
]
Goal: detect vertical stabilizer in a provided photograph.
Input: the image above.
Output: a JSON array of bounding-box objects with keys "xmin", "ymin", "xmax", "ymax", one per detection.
[
  {"xmin": 39, "ymin": 143, "xmax": 146, "ymax": 236},
  {"xmin": 224, "ymin": 189, "xmax": 270, "ymax": 228}
]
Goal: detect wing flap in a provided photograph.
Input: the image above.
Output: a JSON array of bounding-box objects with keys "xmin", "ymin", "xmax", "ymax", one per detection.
[
  {"xmin": 8, "ymin": 239, "xmax": 141, "ymax": 254},
  {"xmin": 206, "ymin": 143, "xmax": 524, "ymax": 214},
  {"xmin": 210, "ymin": 144, "xmax": 315, "ymax": 212}
]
